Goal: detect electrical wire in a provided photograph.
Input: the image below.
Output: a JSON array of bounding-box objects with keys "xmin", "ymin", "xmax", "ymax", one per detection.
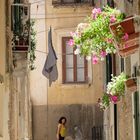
[
  {"xmin": 30, "ymin": 0, "xmax": 45, "ymax": 4},
  {"xmin": 35, "ymin": 49, "xmax": 74, "ymax": 55}
]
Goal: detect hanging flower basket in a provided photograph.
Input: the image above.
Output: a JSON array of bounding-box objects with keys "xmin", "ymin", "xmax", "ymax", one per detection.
[
  {"xmin": 98, "ymin": 73, "xmax": 127, "ymax": 110},
  {"xmin": 110, "ymin": 16, "xmax": 140, "ymax": 57},
  {"xmin": 69, "ymin": 6, "xmax": 125, "ymax": 64},
  {"xmin": 125, "ymin": 78, "xmax": 137, "ymax": 92}
]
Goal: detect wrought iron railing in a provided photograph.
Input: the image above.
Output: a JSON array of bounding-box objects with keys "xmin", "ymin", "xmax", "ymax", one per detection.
[{"xmin": 11, "ymin": 3, "xmax": 30, "ymax": 52}]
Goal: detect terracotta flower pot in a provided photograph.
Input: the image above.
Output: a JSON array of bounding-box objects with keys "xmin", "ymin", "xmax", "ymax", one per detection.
[
  {"xmin": 125, "ymin": 78, "xmax": 137, "ymax": 92},
  {"xmin": 110, "ymin": 16, "xmax": 140, "ymax": 57}
]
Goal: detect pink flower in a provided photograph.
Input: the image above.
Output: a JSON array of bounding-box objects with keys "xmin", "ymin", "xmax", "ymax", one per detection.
[
  {"xmin": 70, "ymin": 32, "xmax": 74, "ymax": 36},
  {"xmin": 110, "ymin": 15, "xmax": 116, "ymax": 23},
  {"xmin": 92, "ymin": 14, "xmax": 97, "ymax": 20},
  {"xmin": 68, "ymin": 39, "xmax": 74, "ymax": 46},
  {"xmin": 92, "ymin": 8, "xmax": 101, "ymax": 14},
  {"xmin": 92, "ymin": 55, "xmax": 99, "ymax": 64},
  {"xmin": 70, "ymin": 32, "xmax": 77, "ymax": 37},
  {"xmin": 122, "ymin": 33, "xmax": 129, "ymax": 41},
  {"xmin": 124, "ymin": 44, "xmax": 129, "ymax": 48},
  {"xmin": 106, "ymin": 38, "xmax": 113, "ymax": 43},
  {"xmin": 111, "ymin": 95, "xmax": 118, "ymax": 104},
  {"xmin": 100, "ymin": 51, "xmax": 107, "ymax": 57},
  {"xmin": 92, "ymin": 8, "xmax": 101, "ymax": 19}
]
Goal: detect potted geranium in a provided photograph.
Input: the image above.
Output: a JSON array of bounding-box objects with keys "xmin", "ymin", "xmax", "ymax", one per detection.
[
  {"xmin": 98, "ymin": 72, "xmax": 128, "ymax": 110},
  {"xmin": 69, "ymin": 6, "xmax": 125, "ymax": 64},
  {"xmin": 109, "ymin": 16, "xmax": 140, "ymax": 57},
  {"xmin": 106, "ymin": 72, "xmax": 127, "ymax": 101},
  {"xmin": 98, "ymin": 93, "xmax": 111, "ymax": 110}
]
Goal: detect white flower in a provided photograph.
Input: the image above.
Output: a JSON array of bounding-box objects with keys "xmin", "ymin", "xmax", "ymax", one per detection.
[
  {"xmin": 92, "ymin": 51, "xmax": 97, "ymax": 55},
  {"xmin": 74, "ymin": 48, "xmax": 81, "ymax": 55},
  {"xmin": 101, "ymin": 57, "xmax": 105, "ymax": 61},
  {"xmin": 15, "ymin": 36, "xmax": 19, "ymax": 41},
  {"xmin": 77, "ymin": 45, "xmax": 81, "ymax": 48},
  {"xmin": 86, "ymin": 56, "xmax": 91, "ymax": 61},
  {"xmin": 106, "ymin": 48, "xmax": 112, "ymax": 54},
  {"xmin": 113, "ymin": 49, "xmax": 117, "ymax": 54},
  {"xmin": 115, "ymin": 10, "xmax": 121, "ymax": 15}
]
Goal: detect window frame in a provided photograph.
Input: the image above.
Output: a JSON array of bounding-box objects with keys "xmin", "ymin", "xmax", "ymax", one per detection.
[{"xmin": 62, "ymin": 37, "xmax": 88, "ymax": 84}]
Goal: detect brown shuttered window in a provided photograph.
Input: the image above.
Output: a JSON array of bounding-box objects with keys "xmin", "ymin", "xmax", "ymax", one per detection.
[{"xmin": 62, "ymin": 37, "xmax": 88, "ymax": 84}]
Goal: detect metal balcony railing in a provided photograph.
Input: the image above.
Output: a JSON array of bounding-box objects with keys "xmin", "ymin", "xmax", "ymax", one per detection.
[{"xmin": 11, "ymin": 3, "xmax": 30, "ymax": 52}]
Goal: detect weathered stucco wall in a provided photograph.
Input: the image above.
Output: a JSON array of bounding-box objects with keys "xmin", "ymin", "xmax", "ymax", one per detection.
[
  {"xmin": 30, "ymin": 1, "xmax": 104, "ymax": 140},
  {"xmin": 103, "ymin": 0, "xmax": 140, "ymax": 139},
  {"xmin": 30, "ymin": 0, "xmax": 48, "ymax": 140},
  {"xmin": 116, "ymin": 1, "xmax": 140, "ymax": 140},
  {"xmin": 0, "ymin": 0, "xmax": 10, "ymax": 140},
  {"xmin": 45, "ymin": 1, "xmax": 104, "ymax": 140}
]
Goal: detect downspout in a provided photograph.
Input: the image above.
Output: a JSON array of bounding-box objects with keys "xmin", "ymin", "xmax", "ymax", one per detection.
[
  {"xmin": 112, "ymin": 54, "xmax": 117, "ymax": 140},
  {"xmin": 107, "ymin": 1, "xmax": 118, "ymax": 140}
]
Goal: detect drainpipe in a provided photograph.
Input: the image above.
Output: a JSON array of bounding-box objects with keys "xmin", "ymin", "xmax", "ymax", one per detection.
[
  {"xmin": 112, "ymin": 54, "xmax": 117, "ymax": 140},
  {"xmin": 107, "ymin": 1, "xmax": 118, "ymax": 140}
]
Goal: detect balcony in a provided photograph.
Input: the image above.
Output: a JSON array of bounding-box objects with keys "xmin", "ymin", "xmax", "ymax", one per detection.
[{"xmin": 11, "ymin": 3, "xmax": 30, "ymax": 52}]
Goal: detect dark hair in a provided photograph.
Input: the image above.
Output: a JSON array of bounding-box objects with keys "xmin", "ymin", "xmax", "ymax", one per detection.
[{"xmin": 58, "ymin": 117, "xmax": 67, "ymax": 124}]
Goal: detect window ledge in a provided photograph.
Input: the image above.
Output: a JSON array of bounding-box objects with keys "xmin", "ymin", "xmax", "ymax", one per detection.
[{"xmin": 58, "ymin": 82, "xmax": 92, "ymax": 89}]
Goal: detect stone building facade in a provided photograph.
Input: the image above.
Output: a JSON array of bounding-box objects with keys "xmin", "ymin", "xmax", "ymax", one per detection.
[
  {"xmin": 0, "ymin": 0, "xmax": 10, "ymax": 139},
  {"xmin": 30, "ymin": 0, "xmax": 104, "ymax": 140},
  {"xmin": 103, "ymin": 0, "xmax": 140, "ymax": 140},
  {"xmin": 0, "ymin": 0, "xmax": 32, "ymax": 140}
]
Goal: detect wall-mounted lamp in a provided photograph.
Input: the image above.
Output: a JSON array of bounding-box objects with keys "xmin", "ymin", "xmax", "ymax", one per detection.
[{"xmin": 0, "ymin": 74, "xmax": 4, "ymax": 84}]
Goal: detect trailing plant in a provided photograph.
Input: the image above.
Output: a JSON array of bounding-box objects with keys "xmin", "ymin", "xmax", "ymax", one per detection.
[
  {"xmin": 69, "ymin": 6, "xmax": 125, "ymax": 64},
  {"xmin": 12, "ymin": 20, "xmax": 37, "ymax": 70},
  {"xmin": 111, "ymin": 25, "xmax": 129, "ymax": 48},
  {"xmin": 107, "ymin": 72, "xmax": 127, "ymax": 97},
  {"xmin": 28, "ymin": 19, "xmax": 37, "ymax": 70},
  {"xmin": 98, "ymin": 72, "xmax": 128, "ymax": 110},
  {"xmin": 98, "ymin": 93, "xmax": 111, "ymax": 110}
]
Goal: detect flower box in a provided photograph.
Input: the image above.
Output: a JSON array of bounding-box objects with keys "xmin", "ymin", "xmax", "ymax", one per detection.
[
  {"xmin": 13, "ymin": 38, "xmax": 29, "ymax": 52},
  {"xmin": 110, "ymin": 16, "xmax": 140, "ymax": 57},
  {"xmin": 125, "ymin": 78, "xmax": 137, "ymax": 92}
]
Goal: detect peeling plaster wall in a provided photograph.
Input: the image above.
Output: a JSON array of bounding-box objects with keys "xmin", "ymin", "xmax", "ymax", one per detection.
[
  {"xmin": 0, "ymin": 0, "xmax": 10, "ymax": 140},
  {"xmin": 6, "ymin": 0, "xmax": 33, "ymax": 140}
]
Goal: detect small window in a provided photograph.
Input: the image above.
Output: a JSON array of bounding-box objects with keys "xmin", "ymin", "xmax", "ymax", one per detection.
[{"xmin": 62, "ymin": 37, "xmax": 88, "ymax": 83}]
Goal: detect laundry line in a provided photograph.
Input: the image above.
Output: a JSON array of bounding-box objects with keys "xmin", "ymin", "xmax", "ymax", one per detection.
[
  {"xmin": 35, "ymin": 49, "xmax": 74, "ymax": 56},
  {"xmin": 30, "ymin": 0, "xmax": 45, "ymax": 5}
]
